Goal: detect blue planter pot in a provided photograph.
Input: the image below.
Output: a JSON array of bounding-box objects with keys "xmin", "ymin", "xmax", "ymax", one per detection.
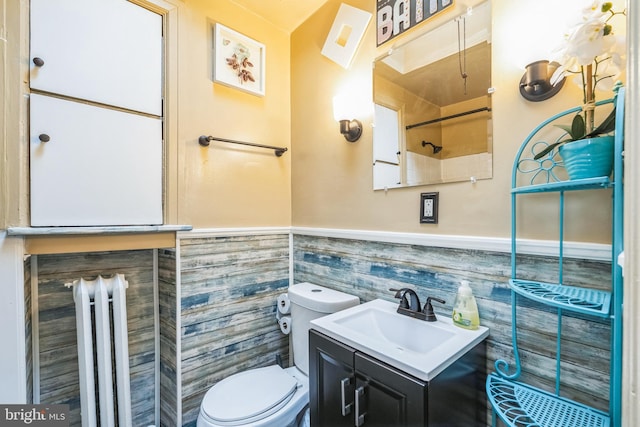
[{"xmin": 558, "ymin": 136, "xmax": 614, "ymax": 180}]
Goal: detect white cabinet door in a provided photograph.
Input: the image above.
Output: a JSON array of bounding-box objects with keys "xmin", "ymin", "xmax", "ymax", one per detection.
[
  {"xmin": 373, "ymin": 104, "xmax": 401, "ymax": 164},
  {"xmin": 30, "ymin": 94, "xmax": 162, "ymax": 226},
  {"xmin": 373, "ymin": 104, "xmax": 401, "ymax": 189},
  {"xmin": 30, "ymin": 0, "xmax": 162, "ymax": 116}
]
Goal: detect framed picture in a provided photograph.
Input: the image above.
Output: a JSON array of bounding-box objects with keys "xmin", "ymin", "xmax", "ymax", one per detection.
[
  {"xmin": 213, "ymin": 23, "xmax": 265, "ymax": 96},
  {"xmin": 420, "ymin": 192, "xmax": 439, "ymax": 224}
]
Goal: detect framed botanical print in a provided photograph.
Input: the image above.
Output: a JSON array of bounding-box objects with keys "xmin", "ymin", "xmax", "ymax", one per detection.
[{"xmin": 213, "ymin": 23, "xmax": 266, "ymax": 96}]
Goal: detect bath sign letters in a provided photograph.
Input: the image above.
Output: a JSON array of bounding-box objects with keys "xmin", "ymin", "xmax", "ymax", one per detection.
[{"xmin": 377, "ymin": 0, "xmax": 454, "ymax": 45}]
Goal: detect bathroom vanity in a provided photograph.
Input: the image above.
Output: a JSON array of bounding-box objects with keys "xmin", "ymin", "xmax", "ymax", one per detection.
[{"xmin": 308, "ymin": 299, "xmax": 488, "ymax": 426}]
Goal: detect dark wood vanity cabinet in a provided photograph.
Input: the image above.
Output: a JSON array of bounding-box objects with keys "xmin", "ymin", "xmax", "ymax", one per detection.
[{"xmin": 309, "ymin": 329, "xmax": 485, "ymax": 427}]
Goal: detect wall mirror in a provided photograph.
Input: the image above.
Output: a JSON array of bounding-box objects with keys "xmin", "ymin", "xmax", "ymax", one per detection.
[{"xmin": 373, "ymin": 1, "xmax": 492, "ymax": 190}]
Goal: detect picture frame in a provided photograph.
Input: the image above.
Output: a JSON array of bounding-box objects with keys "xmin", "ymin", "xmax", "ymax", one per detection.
[
  {"xmin": 213, "ymin": 23, "xmax": 265, "ymax": 96},
  {"xmin": 420, "ymin": 192, "xmax": 439, "ymax": 224}
]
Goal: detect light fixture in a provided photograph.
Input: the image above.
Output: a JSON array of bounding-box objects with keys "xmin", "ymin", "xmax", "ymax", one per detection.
[
  {"xmin": 333, "ymin": 94, "xmax": 363, "ymax": 142},
  {"xmin": 338, "ymin": 119, "xmax": 363, "ymax": 142},
  {"xmin": 519, "ymin": 60, "xmax": 565, "ymax": 102}
]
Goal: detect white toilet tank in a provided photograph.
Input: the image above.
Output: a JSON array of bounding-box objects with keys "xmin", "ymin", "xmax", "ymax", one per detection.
[{"xmin": 287, "ymin": 283, "xmax": 359, "ymax": 375}]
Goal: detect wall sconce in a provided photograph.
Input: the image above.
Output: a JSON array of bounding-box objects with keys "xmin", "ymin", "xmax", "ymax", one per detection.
[
  {"xmin": 333, "ymin": 94, "xmax": 363, "ymax": 142},
  {"xmin": 519, "ymin": 60, "xmax": 565, "ymax": 102}
]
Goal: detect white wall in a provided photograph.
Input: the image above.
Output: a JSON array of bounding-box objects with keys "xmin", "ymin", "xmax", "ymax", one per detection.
[
  {"xmin": 623, "ymin": 0, "xmax": 640, "ymax": 423},
  {"xmin": 0, "ymin": 232, "xmax": 27, "ymax": 403}
]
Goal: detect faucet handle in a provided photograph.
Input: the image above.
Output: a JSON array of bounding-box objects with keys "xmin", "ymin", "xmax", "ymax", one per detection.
[
  {"xmin": 389, "ymin": 288, "xmax": 410, "ymax": 309},
  {"xmin": 389, "ymin": 288, "xmax": 421, "ymax": 311},
  {"xmin": 422, "ymin": 296, "xmax": 446, "ymax": 322},
  {"xmin": 425, "ymin": 296, "xmax": 445, "ymax": 306}
]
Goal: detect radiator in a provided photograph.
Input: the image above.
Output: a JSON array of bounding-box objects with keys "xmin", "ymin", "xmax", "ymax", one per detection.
[{"xmin": 66, "ymin": 274, "xmax": 132, "ymax": 426}]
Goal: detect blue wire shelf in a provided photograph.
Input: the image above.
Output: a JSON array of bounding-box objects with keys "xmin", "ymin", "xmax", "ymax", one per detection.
[
  {"xmin": 510, "ymin": 279, "xmax": 611, "ymax": 318},
  {"xmin": 512, "ymin": 176, "xmax": 613, "ymax": 195},
  {"xmin": 486, "ymin": 374, "xmax": 610, "ymax": 427}
]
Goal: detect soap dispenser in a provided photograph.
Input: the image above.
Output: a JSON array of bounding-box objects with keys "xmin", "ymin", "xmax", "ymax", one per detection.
[{"xmin": 452, "ymin": 280, "xmax": 480, "ymax": 330}]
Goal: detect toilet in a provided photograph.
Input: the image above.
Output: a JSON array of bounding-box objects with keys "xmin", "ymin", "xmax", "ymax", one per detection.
[{"xmin": 196, "ymin": 282, "xmax": 360, "ymax": 427}]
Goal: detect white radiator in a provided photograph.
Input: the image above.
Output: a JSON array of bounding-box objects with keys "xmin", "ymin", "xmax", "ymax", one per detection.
[{"xmin": 66, "ymin": 274, "xmax": 132, "ymax": 427}]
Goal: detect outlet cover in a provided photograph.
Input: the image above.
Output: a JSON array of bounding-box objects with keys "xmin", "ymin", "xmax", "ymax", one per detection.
[{"xmin": 420, "ymin": 192, "xmax": 439, "ymax": 224}]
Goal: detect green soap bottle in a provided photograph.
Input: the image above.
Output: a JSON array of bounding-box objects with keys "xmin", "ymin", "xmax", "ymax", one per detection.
[{"xmin": 452, "ymin": 280, "xmax": 480, "ymax": 330}]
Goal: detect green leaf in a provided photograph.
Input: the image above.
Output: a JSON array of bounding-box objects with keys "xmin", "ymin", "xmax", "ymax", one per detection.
[
  {"xmin": 533, "ymin": 106, "xmax": 616, "ymax": 161},
  {"xmin": 586, "ymin": 107, "xmax": 616, "ymax": 137},
  {"xmin": 554, "ymin": 124, "xmax": 574, "ymax": 136},
  {"xmin": 570, "ymin": 114, "xmax": 586, "ymax": 140},
  {"xmin": 533, "ymin": 141, "xmax": 562, "ymax": 160},
  {"xmin": 553, "ymin": 114, "xmax": 585, "ymax": 142}
]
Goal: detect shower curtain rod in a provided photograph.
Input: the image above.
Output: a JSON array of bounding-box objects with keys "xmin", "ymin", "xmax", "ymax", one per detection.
[
  {"xmin": 405, "ymin": 106, "xmax": 491, "ymax": 130},
  {"xmin": 198, "ymin": 135, "xmax": 288, "ymax": 157}
]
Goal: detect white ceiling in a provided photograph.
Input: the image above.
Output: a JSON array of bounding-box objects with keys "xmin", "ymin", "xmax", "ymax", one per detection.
[{"xmin": 228, "ymin": 0, "xmax": 330, "ymax": 33}]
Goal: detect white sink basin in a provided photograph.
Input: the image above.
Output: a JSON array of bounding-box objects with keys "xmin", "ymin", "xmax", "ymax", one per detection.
[{"xmin": 311, "ymin": 298, "xmax": 489, "ymax": 381}]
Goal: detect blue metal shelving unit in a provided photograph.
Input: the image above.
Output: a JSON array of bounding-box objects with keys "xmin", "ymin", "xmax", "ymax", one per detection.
[{"xmin": 487, "ymin": 86, "xmax": 625, "ymax": 427}]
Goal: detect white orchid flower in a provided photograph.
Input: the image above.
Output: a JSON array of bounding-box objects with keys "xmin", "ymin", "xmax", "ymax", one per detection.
[{"xmin": 550, "ymin": 0, "xmax": 625, "ymax": 101}]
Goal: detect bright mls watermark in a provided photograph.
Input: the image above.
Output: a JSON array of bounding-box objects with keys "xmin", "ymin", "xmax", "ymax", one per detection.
[{"xmin": 0, "ymin": 405, "xmax": 69, "ymax": 426}]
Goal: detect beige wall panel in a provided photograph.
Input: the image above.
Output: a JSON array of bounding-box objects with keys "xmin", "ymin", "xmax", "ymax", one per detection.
[
  {"xmin": 176, "ymin": 0, "xmax": 292, "ymax": 228},
  {"xmin": 24, "ymin": 233, "xmax": 176, "ymax": 255},
  {"xmin": 290, "ymin": 0, "xmax": 620, "ymax": 243},
  {"xmin": 4, "ymin": 0, "xmax": 621, "ymax": 239}
]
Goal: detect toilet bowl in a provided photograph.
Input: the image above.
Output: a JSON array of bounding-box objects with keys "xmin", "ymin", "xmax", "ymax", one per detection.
[
  {"xmin": 196, "ymin": 366, "xmax": 308, "ymax": 427},
  {"xmin": 196, "ymin": 283, "xmax": 359, "ymax": 427}
]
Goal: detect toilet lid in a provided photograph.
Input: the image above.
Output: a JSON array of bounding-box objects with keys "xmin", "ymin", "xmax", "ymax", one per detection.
[{"xmin": 202, "ymin": 365, "xmax": 299, "ymax": 425}]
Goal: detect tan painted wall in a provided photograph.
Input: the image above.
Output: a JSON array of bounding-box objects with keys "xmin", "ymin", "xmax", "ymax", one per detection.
[
  {"xmin": 1, "ymin": 0, "xmax": 292, "ymax": 234},
  {"xmin": 291, "ymin": 0, "xmax": 624, "ymax": 243},
  {"xmin": 175, "ymin": 0, "xmax": 291, "ymax": 228},
  {"xmin": 1, "ymin": 0, "xmax": 625, "ymax": 245}
]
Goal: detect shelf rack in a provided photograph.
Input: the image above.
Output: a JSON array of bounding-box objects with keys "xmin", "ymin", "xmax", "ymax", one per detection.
[
  {"xmin": 487, "ymin": 86, "xmax": 625, "ymax": 427},
  {"xmin": 509, "ymin": 279, "xmax": 611, "ymax": 318},
  {"xmin": 487, "ymin": 375, "xmax": 610, "ymax": 427}
]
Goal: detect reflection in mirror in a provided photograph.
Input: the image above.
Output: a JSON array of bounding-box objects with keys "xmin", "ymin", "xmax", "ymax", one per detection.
[{"xmin": 373, "ymin": 1, "xmax": 492, "ymax": 190}]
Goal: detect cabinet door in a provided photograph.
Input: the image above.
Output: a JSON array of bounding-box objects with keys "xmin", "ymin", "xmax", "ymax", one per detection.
[
  {"xmin": 373, "ymin": 104, "xmax": 401, "ymax": 164},
  {"xmin": 309, "ymin": 330, "xmax": 355, "ymax": 427},
  {"xmin": 354, "ymin": 352, "xmax": 427, "ymax": 427},
  {"xmin": 30, "ymin": 0, "xmax": 162, "ymax": 116},
  {"xmin": 30, "ymin": 94, "xmax": 162, "ymax": 226}
]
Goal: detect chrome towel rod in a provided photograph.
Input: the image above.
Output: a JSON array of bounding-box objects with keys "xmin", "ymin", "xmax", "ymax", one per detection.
[
  {"xmin": 405, "ymin": 106, "xmax": 491, "ymax": 130},
  {"xmin": 198, "ymin": 135, "xmax": 288, "ymax": 157}
]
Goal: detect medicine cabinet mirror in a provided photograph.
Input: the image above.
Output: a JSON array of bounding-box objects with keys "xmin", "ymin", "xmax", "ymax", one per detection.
[{"xmin": 373, "ymin": 0, "xmax": 492, "ymax": 190}]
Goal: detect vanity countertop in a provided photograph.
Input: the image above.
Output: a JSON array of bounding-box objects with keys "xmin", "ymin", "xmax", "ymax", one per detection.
[{"xmin": 311, "ymin": 298, "xmax": 489, "ymax": 381}]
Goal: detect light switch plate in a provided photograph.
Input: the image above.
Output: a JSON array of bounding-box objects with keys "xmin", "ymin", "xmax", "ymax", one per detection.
[{"xmin": 420, "ymin": 192, "xmax": 439, "ymax": 224}]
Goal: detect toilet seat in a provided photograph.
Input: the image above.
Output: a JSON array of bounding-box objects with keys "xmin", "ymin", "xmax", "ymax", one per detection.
[{"xmin": 200, "ymin": 365, "xmax": 300, "ymax": 426}]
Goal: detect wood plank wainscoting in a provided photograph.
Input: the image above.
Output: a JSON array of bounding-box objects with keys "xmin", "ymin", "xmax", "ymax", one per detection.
[
  {"xmin": 291, "ymin": 232, "xmax": 613, "ymax": 426},
  {"xmin": 25, "ymin": 230, "xmax": 290, "ymax": 427},
  {"xmin": 159, "ymin": 231, "xmax": 290, "ymax": 426},
  {"xmin": 30, "ymin": 250, "xmax": 158, "ymax": 426},
  {"xmin": 24, "ymin": 255, "xmax": 33, "ymax": 405},
  {"xmin": 23, "ymin": 228, "xmax": 611, "ymax": 426}
]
